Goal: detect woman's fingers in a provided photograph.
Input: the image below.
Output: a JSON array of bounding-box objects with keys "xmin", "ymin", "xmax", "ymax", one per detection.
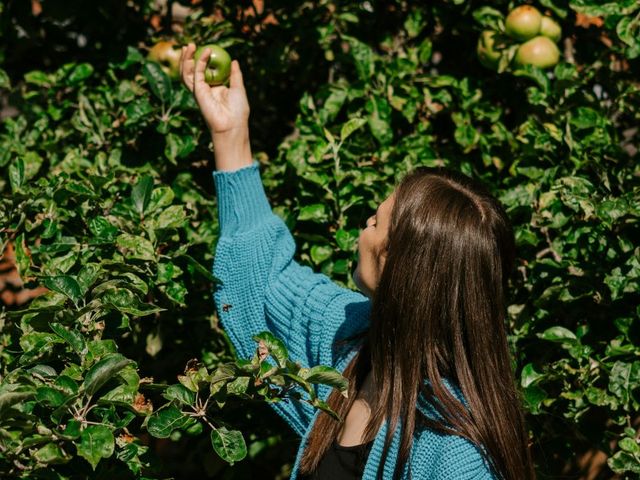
[
  {"xmin": 193, "ymin": 46, "xmax": 211, "ymax": 105},
  {"xmin": 180, "ymin": 43, "xmax": 195, "ymax": 92},
  {"xmin": 229, "ymin": 60, "xmax": 245, "ymax": 93}
]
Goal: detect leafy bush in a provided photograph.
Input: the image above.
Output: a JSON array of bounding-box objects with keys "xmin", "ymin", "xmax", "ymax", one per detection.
[{"xmin": 1, "ymin": 0, "xmax": 639, "ymax": 478}]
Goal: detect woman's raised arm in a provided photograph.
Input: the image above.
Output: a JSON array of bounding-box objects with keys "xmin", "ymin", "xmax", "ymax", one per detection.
[{"xmin": 211, "ymin": 162, "xmax": 371, "ymax": 435}]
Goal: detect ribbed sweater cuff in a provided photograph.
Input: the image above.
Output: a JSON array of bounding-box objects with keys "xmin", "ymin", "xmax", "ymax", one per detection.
[{"xmin": 212, "ymin": 160, "xmax": 273, "ymax": 237}]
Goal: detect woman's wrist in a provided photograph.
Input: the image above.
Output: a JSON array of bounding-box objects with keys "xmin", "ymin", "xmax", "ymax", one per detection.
[{"xmin": 212, "ymin": 127, "xmax": 253, "ymax": 172}]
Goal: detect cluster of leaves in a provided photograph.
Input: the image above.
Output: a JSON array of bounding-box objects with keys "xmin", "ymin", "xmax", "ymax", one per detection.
[
  {"xmin": 146, "ymin": 331, "xmax": 349, "ymax": 460},
  {"xmin": 1, "ymin": 0, "xmax": 639, "ymax": 478},
  {"xmin": 0, "ymin": 12, "xmax": 349, "ymax": 477}
]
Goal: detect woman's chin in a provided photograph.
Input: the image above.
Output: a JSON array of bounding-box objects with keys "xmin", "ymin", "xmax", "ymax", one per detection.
[{"xmin": 352, "ymin": 264, "xmax": 371, "ymax": 298}]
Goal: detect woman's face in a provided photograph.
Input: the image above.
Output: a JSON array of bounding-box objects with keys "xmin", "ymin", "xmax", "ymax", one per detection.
[{"xmin": 353, "ymin": 191, "xmax": 396, "ymax": 298}]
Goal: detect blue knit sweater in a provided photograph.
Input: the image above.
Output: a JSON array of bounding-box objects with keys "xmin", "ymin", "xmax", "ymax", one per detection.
[{"xmin": 211, "ymin": 161, "xmax": 497, "ymax": 479}]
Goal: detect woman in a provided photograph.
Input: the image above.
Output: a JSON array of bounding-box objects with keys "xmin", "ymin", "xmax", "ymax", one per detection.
[{"xmin": 179, "ymin": 44, "xmax": 535, "ymax": 480}]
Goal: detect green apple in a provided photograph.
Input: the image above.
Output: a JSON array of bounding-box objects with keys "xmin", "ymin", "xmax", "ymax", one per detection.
[
  {"xmin": 505, "ymin": 5, "xmax": 542, "ymax": 41},
  {"xmin": 194, "ymin": 44, "xmax": 232, "ymax": 86},
  {"xmin": 539, "ymin": 16, "xmax": 562, "ymax": 43},
  {"xmin": 477, "ymin": 30, "xmax": 501, "ymax": 70},
  {"xmin": 514, "ymin": 35, "xmax": 560, "ymax": 69},
  {"xmin": 147, "ymin": 40, "xmax": 181, "ymax": 80}
]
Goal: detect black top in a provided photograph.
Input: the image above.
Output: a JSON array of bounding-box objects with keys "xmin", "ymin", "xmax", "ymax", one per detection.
[{"xmin": 299, "ymin": 438, "xmax": 375, "ymax": 480}]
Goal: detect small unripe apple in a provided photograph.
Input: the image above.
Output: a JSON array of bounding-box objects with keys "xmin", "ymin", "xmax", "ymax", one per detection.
[
  {"xmin": 477, "ymin": 30, "xmax": 501, "ymax": 70},
  {"xmin": 539, "ymin": 16, "xmax": 562, "ymax": 43},
  {"xmin": 147, "ymin": 40, "xmax": 181, "ymax": 80},
  {"xmin": 514, "ymin": 35, "xmax": 560, "ymax": 68},
  {"xmin": 194, "ymin": 44, "xmax": 232, "ymax": 86},
  {"xmin": 505, "ymin": 5, "xmax": 542, "ymax": 41}
]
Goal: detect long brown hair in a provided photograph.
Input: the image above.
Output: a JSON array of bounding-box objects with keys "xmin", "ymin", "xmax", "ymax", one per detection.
[{"xmin": 298, "ymin": 166, "xmax": 535, "ymax": 480}]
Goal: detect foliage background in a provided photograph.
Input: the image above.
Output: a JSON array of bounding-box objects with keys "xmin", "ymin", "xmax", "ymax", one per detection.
[{"xmin": 0, "ymin": 0, "xmax": 639, "ymax": 478}]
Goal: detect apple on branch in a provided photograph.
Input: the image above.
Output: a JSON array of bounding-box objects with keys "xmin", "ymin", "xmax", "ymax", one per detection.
[{"xmin": 147, "ymin": 40, "xmax": 182, "ymax": 80}]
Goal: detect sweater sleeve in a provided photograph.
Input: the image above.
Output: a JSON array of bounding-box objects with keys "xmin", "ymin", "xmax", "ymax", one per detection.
[{"xmin": 211, "ymin": 160, "xmax": 371, "ymax": 436}]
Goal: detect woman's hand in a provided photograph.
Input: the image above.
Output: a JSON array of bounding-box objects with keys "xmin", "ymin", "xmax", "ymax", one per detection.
[
  {"xmin": 179, "ymin": 43, "xmax": 250, "ymax": 138},
  {"xmin": 179, "ymin": 42, "xmax": 253, "ymax": 171}
]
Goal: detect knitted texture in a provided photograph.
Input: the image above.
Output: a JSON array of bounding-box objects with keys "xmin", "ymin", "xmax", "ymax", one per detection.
[{"xmin": 211, "ymin": 161, "xmax": 497, "ymax": 479}]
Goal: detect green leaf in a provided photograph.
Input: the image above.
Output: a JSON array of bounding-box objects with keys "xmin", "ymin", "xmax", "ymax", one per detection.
[
  {"xmin": 522, "ymin": 384, "xmax": 547, "ymax": 414},
  {"xmin": 101, "ymin": 287, "xmax": 165, "ymax": 316},
  {"xmin": 14, "ymin": 233, "xmax": 30, "ymax": 276},
  {"xmin": 310, "ymin": 397, "xmax": 341, "ymax": 420},
  {"xmin": 77, "ymin": 425, "xmax": 114, "ymax": 470},
  {"xmin": 42, "ymin": 275, "xmax": 83, "ymax": 306},
  {"xmin": 143, "ymin": 61, "xmax": 172, "ymax": 103},
  {"xmin": 538, "ymin": 326, "xmax": 577, "ymax": 343},
  {"xmin": 60, "ymin": 420, "xmax": 82, "ymax": 440},
  {"xmin": 76, "ymin": 263, "xmax": 103, "ymax": 294},
  {"xmin": 67, "ymin": 63, "xmax": 94, "ymax": 85},
  {"xmin": 132, "ymin": 175, "xmax": 154, "ymax": 215},
  {"xmin": 24, "ymin": 70, "xmax": 51, "ymax": 86},
  {"xmin": 88, "ymin": 217, "xmax": 118, "ymax": 240},
  {"xmin": 343, "ymin": 35, "xmax": 375, "ymax": 81},
  {"xmin": 417, "ymin": 38, "xmax": 432, "ymax": 64},
  {"xmin": 50, "ymin": 322, "xmax": 85, "ymax": 354},
  {"xmin": 340, "ymin": 117, "xmax": 367, "ymax": 142},
  {"xmin": 162, "ymin": 280, "xmax": 187, "ymax": 306},
  {"xmin": 608, "ymin": 449, "xmax": 640, "ymax": 474},
  {"xmin": 9, "ymin": 157, "xmax": 24, "ymax": 192},
  {"xmin": 124, "ymin": 97, "xmax": 153, "ymax": 126},
  {"xmin": 298, "ymin": 203, "xmax": 329, "ymax": 222},
  {"xmin": 280, "ymin": 372, "xmax": 314, "ymax": 395},
  {"xmin": 48, "ymin": 250, "xmax": 79, "ymax": 274},
  {"xmin": 252, "ymin": 331, "xmax": 288, "ymax": 368},
  {"xmin": 569, "ymin": 107, "xmax": 604, "ymax": 130},
  {"xmin": 23, "ymin": 151, "xmax": 43, "ymax": 180},
  {"xmin": 520, "ymin": 363, "xmax": 545, "ymax": 388},
  {"xmin": 116, "ymin": 79, "xmax": 141, "ymax": 103},
  {"xmin": 608, "ymin": 361, "xmax": 640, "ymax": 407},
  {"xmin": 154, "ymin": 205, "xmax": 187, "ymax": 229},
  {"xmin": 164, "ymin": 133, "xmax": 195, "ymax": 164},
  {"xmin": 617, "ymin": 16, "xmax": 640, "ymax": 58},
  {"xmin": 116, "ymin": 233, "xmax": 156, "ymax": 261},
  {"xmin": 0, "ymin": 385, "xmax": 35, "ymax": 412},
  {"xmin": 146, "ymin": 405, "xmax": 191, "ymax": 438},
  {"xmin": 210, "ymin": 427, "xmax": 247, "ymax": 465},
  {"xmin": 472, "ymin": 6, "xmax": 504, "ymax": 30},
  {"xmin": 33, "ymin": 442, "xmax": 70, "ymax": 464},
  {"xmin": 55, "ymin": 376, "xmax": 79, "ymax": 395},
  {"xmin": 512, "ymin": 65, "xmax": 550, "ymax": 94},
  {"xmin": 19, "ymin": 332, "xmax": 63, "ymax": 355},
  {"xmin": 101, "ymin": 383, "xmax": 137, "ymax": 404},
  {"xmin": 211, "ymin": 363, "xmax": 236, "ymax": 390},
  {"xmin": 83, "ymin": 353, "xmax": 136, "ymax": 397},
  {"xmin": 163, "ymin": 384, "xmax": 196, "ymax": 405},
  {"xmin": 302, "ymin": 365, "xmax": 349, "ymax": 397},
  {"xmin": 404, "ymin": 9, "xmax": 426, "ymax": 38},
  {"xmin": 226, "ymin": 376, "xmax": 250, "ymax": 395},
  {"xmin": 310, "ymin": 245, "xmax": 333, "ymax": 264},
  {"xmin": 35, "ymin": 386, "xmax": 69, "ymax": 407},
  {"xmin": 619, "ymin": 437, "xmax": 640, "ymax": 454},
  {"xmin": 319, "ymin": 87, "xmax": 348, "ymax": 124},
  {"xmin": 335, "ymin": 229, "xmax": 358, "ymax": 251},
  {"xmin": 0, "ymin": 68, "xmax": 10, "ymax": 89},
  {"xmin": 147, "ymin": 186, "xmax": 175, "ymax": 213},
  {"xmin": 365, "ymin": 96, "xmax": 393, "ymax": 146}
]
